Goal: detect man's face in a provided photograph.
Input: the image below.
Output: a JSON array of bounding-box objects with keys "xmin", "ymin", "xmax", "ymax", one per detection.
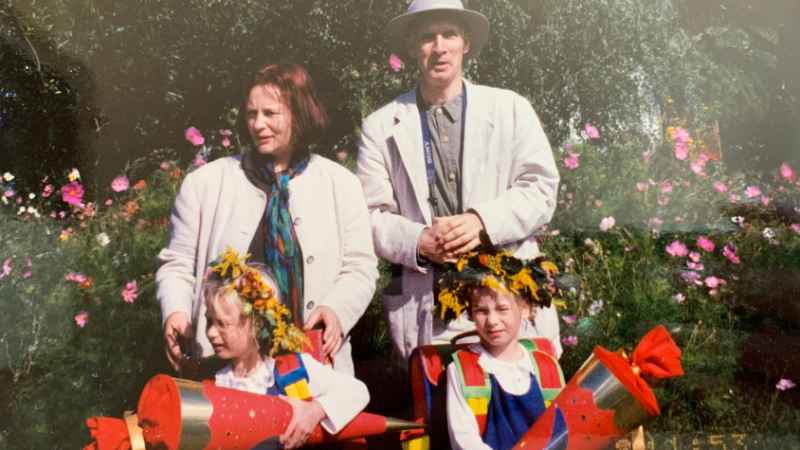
[{"xmin": 406, "ymin": 16, "xmax": 471, "ymax": 87}]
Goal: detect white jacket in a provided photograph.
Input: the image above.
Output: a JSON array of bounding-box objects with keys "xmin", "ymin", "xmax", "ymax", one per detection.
[
  {"xmin": 156, "ymin": 154, "xmax": 379, "ymax": 375},
  {"xmin": 356, "ymin": 80, "xmax": 562, "ymax": 362}
]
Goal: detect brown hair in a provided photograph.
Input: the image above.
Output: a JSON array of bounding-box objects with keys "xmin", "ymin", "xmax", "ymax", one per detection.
[{"xmin": 236, "ymin": 61, "xmax": 329, "ymax": 149}]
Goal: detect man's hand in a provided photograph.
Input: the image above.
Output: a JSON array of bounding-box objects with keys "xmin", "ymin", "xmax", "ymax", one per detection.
[
  {"xmin": 163, "ymin": 312, "xmax": 192, "ymax": 372},
  {"xmin": 434, "ymin": 212, "xmax": 486, "ymax": 256},
  {"xmin": 304, "ymin": 306, "xmax": 343, "ymax": 358},
  {"xmin": 418, "ymin": 223, "xmax": 455, "ymax": 264},
  {"xmin": 279, "ymin": 396, "xmax": 327, "ymax": 449}
]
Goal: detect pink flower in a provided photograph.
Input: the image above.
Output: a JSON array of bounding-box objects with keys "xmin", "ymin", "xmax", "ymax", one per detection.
[
  {"xmin": 674, "ymin": 142, "xmax": 689, "ymax": 160},
  {"xmin": 696, "ymin": 237, "xmax": 715, "ymax": 252},
  {"xmin": 599, "ymin": 217, "xmax": 615, "ymax": 233},
  {"xmin": 193, "ymin": 157, "xmax": 207, "ymax": 167},
  {"xmin": 50, "ymin": 211, "xmax": 57, "ymax": 218},
  {"xmin": 691, "ymin": 162, "xmax": 703, "ymax": 174},
  {"xmin": 390, "ymin": 54, "xmax": 403, "ymax": 72},
  {"xmin": 111, "ymin": 175, "xmax": 129, "ymax": 192},
  {"xmin": 564, "ymin": 258, "xmax": 575, "ymax": 267},
  {"xmin": 105, "ymin": 199, "xmax": 113, "ymax": 206},
  {"xmin": 666, "ymin": 241, "xmax": 688, "ymax": 257},
  {"xmin": 745, "ymin": 186, "xmax": 761, "ymax": 198},
  {"xmin": 561, "ymin": 336, "xmax": 578, "ymax": 347},
  {"xmin": 563, "ymin": 154, "xmax": 580, "ymax": 169},
  {"xmin": 160, "ymin": 162, "xmax": 169, "ymax": 169},
  {"xmin": 42, "ymin": 184, "xmax": 54, "ymax": 197},
  {"xmin": 687, "ymin": 261, "xmax": 704, "ymax": 271},
  {"xmin": 636, "ymin": 182, "xmax": 646, "ymax": 191},
  {"xmin": 673, "ymin": 293, "xmax": 685, "ymax": 303},
  {"xmin": 60, "ymin": 181, "xmax": 84, "ymax": 205},
  {"xmin": 675, "ymin": 216, "xmax": 683, "ymax": 221},
  {"xmin": 684, "ymin": 181, "xmax": 691, "ymax": 187},
  {"xmin": 585, "ymin": 123, "xmax": 600, "ymax": 139},
  {"xmin": 661, "ymin": 182, "xmax": 673, "ymax": 193},
  {"xmin": 595, "ymin": 200, "xmax": 603, "ymax": 207},
  {"xmin": 688, "ymin": 252, "xmax": 701, "ymax": 263},
  {"xmin": 723, "ymin": 243, "xmax": 740, "ymax": 264},
  {"xmin": 0, "ymin": 259, "xmax": 11, "ymax": 278},
  {"xmin": 75, "ymin": 311, "xmax": 88, "ymax": 328},
  {"xmin": 122, "ymin": 280, "xmax": 138, "ymax": 303},
  {"xmin": 672, "ymin": 128, "xmax": 690, "ymax": 143},
  {"xmin": 682, "ymin": 271, "xmax": 701, "ymax": 284},
  {"xmin": 219, "ymin": 129, "xmax": 232, "ymax": 136},
  {"xmin": 780, "ymin": 163, "xmax": 793, "ymax": 180},
  {"xmin": 642, "ymin": 152, "xmax": 650, "ymax": 163},
  {"xmin": 777, "ymin": 379, "xmax": 796, "ymax": 391},
  {"xmin": 713, "ymin": 182, "xmax": 727, "ymax": 192},
  {"xmin": 645, "ymin": 218, "xmax": 663, "ymax": 229},
  {"xmin": 695, "ymin": 154, "xmax": 709, "ymax": 166},
  {"xmin": 562, "ymin": 315, "xmax": 577, "ymax": 324},
  {"xmin": 761, "ymin": 196, "xmax": 770, "ymax": 206},
  {"xmin": 704, "ymin": 276, "xmax": 726, "ymax": 288},
  {"xmin": 729, "ymin": 194, "xmax": 738, "ymax": 203},
  {"xmin": 791, "ymin": 223, "xmax": 800, "ymax": 233},
  {"xmin": 337, "ymin": 151, "xmax": 347, "ymax": 160},
  {"xmin": 185, "ymin": 127, "xmax": 205, "ymax": 146},
  {"xmin": 649, "ymin": 178, "xmax": 656, "ymax": 185},
  {"xmin": 658, "ymin": 196, "xmax": 669, "ymax": 206},
  {"xmin": 565, "ymin": 144, "xmax": 573, "ymax": 154},
  {"xmin": 3, "ymin": 190, "xmax": 12, "ymax": 197},
  {"xmin": 222, "ymin": 138, "xmax": 231, "ymax": 148}
]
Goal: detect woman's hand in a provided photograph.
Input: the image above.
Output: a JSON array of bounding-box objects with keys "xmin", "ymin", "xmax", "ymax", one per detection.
[
  {"xmin": 163, "ymin": 312, "xmax": 192, "ymax": 371},
  {"xmin": 278, "ymin": 396, "xmax": 327, "ymax": 449},
  {"xmin": 303, "ymin": 306, "xmax": 343, "ymax": 357}
]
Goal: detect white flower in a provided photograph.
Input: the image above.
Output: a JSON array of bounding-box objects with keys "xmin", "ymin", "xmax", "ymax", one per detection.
[
  {"xmin": 3, "ymin": 172, "xmax": 14, "ymax": 181},
  {"xmin": 28, "ymin": 193, "xmax": 35, "ymax": 199},
  {"xmin": 599, "ymin": 216, "xmax": 615, "ymax": 233},
  {"xmin": 68, "ymin": 168, "xmax": 81, "ymax": 182},
  {"xmin": 588, "ymin": 299, "xmax": 604, "ymax": 316},
  {"xmin": 18, "ymin": 207, "xmax": 25, "ymax": 215},
  {"xmin": 1, "ymin": 196, "xmax": 7, "ymax": 205},
  {"xmin": 762, "ymin": 227, "xmax": 776, "ymax": 239},
  {"xmin": 96, "ymin": 232, "xmax": 110, "ymax": 247},
  {"xmin": 731, "ymin": 216, "xmax": 744, "ymax": 223}
]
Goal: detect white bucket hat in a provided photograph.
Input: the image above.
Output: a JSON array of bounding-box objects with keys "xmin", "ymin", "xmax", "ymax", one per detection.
[{"xmin": 385, "ymin": 0, "xmax": 489, "ymax": 62}]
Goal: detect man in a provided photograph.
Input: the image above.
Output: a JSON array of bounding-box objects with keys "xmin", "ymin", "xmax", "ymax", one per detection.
[{"xmin": 356, "ymin": 0, "xmax": 561, "ymax": 364}]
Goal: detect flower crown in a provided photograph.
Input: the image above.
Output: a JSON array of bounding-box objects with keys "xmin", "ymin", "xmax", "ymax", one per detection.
[
  {"xmin": 208, "ymin": 247, "xmax": 309, "ymax": 357},
  {"xmin": 435, "ymin": 250, "xmax": 563, "ymax": 322}
]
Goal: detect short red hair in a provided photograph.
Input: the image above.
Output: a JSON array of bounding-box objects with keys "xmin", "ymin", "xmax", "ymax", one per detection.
[{"xmin": 237, "ymin": 61, "xmax": 328, "ymax": 149}]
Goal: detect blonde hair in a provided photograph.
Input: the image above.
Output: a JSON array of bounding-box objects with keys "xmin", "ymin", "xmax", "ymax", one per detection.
[
  {"xmin": 203, "ymin": 263, "xmax": 281, "ymax": 356},
  {"xmin": 466, "ymin": 284, "xmax": 535, "ymax": 322}
]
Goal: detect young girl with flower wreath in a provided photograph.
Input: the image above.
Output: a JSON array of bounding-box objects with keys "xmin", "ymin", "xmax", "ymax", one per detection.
[
  {"xmin": 203, "ymin": 248, "xmax": 369, "ymax": 449},
  {"xmin": 441, "ymin": 251, "xmax": 566, "ymax": 450}
]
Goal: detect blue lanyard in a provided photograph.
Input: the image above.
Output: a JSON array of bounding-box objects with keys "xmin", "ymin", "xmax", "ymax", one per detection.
[{"xmin": 418, "ymin": 86, "xmax": 467, "ymax": 217}]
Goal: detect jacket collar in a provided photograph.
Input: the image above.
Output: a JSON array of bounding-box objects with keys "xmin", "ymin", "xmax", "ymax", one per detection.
[{"xmin": 391, "ymin": 79, "xmax": 494, "ymax": 223}]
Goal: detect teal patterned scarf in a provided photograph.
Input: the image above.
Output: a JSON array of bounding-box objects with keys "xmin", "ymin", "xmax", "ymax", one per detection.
[{"xmin": 260, "ymin": 155, "xmax": 309, "ymax": 327}]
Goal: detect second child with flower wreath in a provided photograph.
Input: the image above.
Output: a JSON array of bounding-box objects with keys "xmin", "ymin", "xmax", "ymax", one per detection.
[
  {"xmin": 439, "ymin": 250, "xmax": 566, "ymax": 450},
  {"xmin": 202, "ymin": 248, "xmax": 369, "ymax": 449}
]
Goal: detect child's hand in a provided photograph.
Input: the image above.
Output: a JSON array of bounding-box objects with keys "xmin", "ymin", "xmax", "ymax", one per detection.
[{"xmin": 278, "ymin": 395, "xmax": 327, "ymax": 449}]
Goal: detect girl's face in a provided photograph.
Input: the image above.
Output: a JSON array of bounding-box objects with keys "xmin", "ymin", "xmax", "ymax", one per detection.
[
  {"xmin": 205, "ymin": 295, "xmax": 258, "ymax": 361},
  {"xmin": 471, "ymin": 288, "xmax": 530, "ymax": 358}
]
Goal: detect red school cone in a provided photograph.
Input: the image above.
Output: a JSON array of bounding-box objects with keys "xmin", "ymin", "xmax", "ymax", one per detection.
[{"xmin": 512, "ymin": 325, "xmax": 684, "ymax": 450}]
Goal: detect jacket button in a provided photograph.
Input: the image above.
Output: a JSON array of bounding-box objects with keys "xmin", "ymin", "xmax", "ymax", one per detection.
[
  {"xmin": 294, "ymin": 217, "xmax": 302, "ymax": 226},
  {"xmin": 307, "ymin": 256, "xmax": 314, "ymax": 264},
  {"xmin": 306, "ymin": 301, "xmax": 315, "ymax": 310}
]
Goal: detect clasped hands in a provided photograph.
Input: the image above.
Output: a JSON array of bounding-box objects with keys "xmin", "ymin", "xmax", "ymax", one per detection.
[{"xmin": 418, "ymin": 212, "xmax": 486, "ymax": 265}]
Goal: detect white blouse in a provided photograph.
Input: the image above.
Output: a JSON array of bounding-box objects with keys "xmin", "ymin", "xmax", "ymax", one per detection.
[
  {"xmin": 215, "ymin": 353, "xmax": 370, "ymax": 433},
  {"xmin": 446, "ymin": 343, "xmax": 537, "ymax": 450}
]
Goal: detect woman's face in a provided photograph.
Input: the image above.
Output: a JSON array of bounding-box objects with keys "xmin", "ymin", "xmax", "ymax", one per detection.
[
  {"xmin": 471, "ymin": 288, "xmax": 530, "ymax": 358},
  {"xmin": 205, "ymin": 296, "xmax": 257, "ymax": 361},
  {"xmin": 246, "ymin": 84, "xmax": 294, "ymax": 167}
]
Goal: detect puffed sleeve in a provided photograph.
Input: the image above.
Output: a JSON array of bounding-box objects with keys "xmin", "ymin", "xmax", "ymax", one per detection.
[
  {"xmin": 156, "ymin": 173, "xmax": 201, "ymax": 325},
  {"xmin": 446, "ymin": 363, "xmax": 493, "ymax": 450},
  {"xmin": 303, "ymin": 353, "xmax": 369, "ymax": 434}
]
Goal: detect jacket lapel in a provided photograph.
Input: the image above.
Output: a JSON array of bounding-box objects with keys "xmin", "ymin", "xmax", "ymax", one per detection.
[
  {"xmin": 461, "ymin": 80, "xmax": 495, "ymax": 207},
  {"xmin": 392, "ymin": 87, "xmax": 433, "ymax": 225}
]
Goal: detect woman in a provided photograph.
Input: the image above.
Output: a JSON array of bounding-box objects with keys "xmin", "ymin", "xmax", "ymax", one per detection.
[{"xmin": 156, "ymin": 61, "xmax": 378, "ymax": 375}]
